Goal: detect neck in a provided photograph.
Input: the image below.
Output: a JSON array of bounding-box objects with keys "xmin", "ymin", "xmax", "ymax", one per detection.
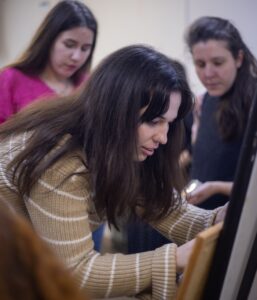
[{"xmin": 40, "ymin": 67, "xmax": 74, "ymax": 96}]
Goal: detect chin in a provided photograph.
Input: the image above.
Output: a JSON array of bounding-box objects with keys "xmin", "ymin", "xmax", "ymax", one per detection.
[
  {"xmin": 208, "ymin": 90, "xmax": 225, "ymax": 97},
  {"xmin": 137, "ymin": 154, "xmax": 147, "ymax": 162}
]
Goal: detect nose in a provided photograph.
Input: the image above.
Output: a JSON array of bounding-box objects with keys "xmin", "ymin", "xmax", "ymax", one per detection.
[
  {"xmin": 71, "ymin": 49, "xmax": 83, "ymax": 61},
  {"xmin": 203, "ymin": 64, "xmax": 215, "ymax": 78},
  {"xmin": 154, "ymin": 123, "xmax": 168, "ymax": 145}
]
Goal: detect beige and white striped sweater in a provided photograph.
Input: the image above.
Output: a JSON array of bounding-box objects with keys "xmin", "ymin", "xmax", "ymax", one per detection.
[{"xmin": 0, "ymin": 133, "xmax": 217, "ymax": 299}]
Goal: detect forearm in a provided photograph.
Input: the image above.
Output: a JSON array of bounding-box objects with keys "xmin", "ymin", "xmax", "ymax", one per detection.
[
  {"xmin": 208, "ymin": 181, "xmax": 233, "ymax": 196},
  {"xmin": 151, "ymin": 199, "xmax": 216, "ymax": 246}
]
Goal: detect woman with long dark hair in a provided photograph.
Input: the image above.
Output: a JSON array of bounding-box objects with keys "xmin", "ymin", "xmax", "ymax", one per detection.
[
  {"xmin": 0, "ymin": 0, "xmax": 97, "ymax": 123},
  {"xmin": 0, "ymin": 45, "xmax": 226, "ymax": 299},
  {"xmin": 185, "ymin": 16, "xmax": 257, "ymax": 208}
]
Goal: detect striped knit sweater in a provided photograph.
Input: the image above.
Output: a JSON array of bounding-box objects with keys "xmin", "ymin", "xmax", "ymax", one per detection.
[{"xmin": 0, "ymin": 133, "xmax": 217, "ymax": 299}]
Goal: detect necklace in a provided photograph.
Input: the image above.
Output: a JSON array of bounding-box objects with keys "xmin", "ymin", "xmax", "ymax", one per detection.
[
  {"xmin": 51, "ymin": 80, "xmax": 71, "ymax": 95},
  {"xmin": 40, "ymin": 75, "xmax": 73, "ymax": 96}
]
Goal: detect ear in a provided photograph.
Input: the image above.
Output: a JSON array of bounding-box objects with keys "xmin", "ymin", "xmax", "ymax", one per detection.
[{"xmin": 236, "ymin": 49, "xmax": 244, "ymax": 68}]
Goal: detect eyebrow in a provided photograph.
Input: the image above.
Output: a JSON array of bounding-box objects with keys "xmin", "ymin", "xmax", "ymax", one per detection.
[{"xmin": 65, "ymin": 38, "xmax": 93, "ymax": 45}]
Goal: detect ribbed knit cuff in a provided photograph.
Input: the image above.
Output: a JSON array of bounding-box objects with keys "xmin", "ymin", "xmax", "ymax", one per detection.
[{"xmin": 152, "ymin": 243, "xmax": 177, "ymax": 300}]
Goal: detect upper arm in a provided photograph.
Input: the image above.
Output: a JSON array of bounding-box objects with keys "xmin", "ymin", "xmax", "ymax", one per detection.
[{"xmin": 26, "ymin": 159, "xmax": 94, "ymax": 266}]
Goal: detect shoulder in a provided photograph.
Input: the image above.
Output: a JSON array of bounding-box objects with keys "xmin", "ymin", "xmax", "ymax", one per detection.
[
  {"xmin": 0, "ymin": 67, "xmax": 31, "ymax": 85},
  {"xmin": 0, "ymin": 67, "xmax": 23, "ymax": 78},
  {"xmin": 44, "ymin": 136, "xmax": 88, "ymax": 185}
]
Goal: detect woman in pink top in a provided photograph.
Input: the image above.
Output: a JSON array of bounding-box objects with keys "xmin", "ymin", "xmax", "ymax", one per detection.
[{"xmin": 0, "ymin": 0, "xmax": 97, "ymax": 124}]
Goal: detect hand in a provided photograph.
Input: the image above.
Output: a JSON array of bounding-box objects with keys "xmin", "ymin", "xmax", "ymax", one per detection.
[
  {"xmin": 214, "ymin": 202, "xmax": 229, "ymax": 224},
  {"xmin": 186, "ymin": 181, "xmax": 233, "ymax": 205},
  {"xmin": 186, "ymin": 182, "xmax": 216, "ymax": 205},
  {"xmin": 176, "ymin": 238, "xmax": 195, "ymax": 273}
]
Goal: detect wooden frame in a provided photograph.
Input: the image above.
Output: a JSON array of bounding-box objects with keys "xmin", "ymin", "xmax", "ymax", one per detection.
[{"xmin": 176, "ymin": 222, "xmax": 223, "ymax": 300}]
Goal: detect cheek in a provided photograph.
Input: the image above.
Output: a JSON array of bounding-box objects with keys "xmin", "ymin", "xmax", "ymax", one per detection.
[
  {"xmin": 55, "ymin": 43, "xmax": 71, "ymax": 57},
  {"xmin": 137, "ymin": 125, "xmax": 151, "ymax": 144},
  {"xmin": 81, "ymin": 51, "xmax": 91, "ymax": 64},
  {"xmin": 221, "ymin": 66, "xmax": 237, "ymax": 86},
  {"xmin": 50, "ymin": 46, "xmax": 66, "ymax": 64}
]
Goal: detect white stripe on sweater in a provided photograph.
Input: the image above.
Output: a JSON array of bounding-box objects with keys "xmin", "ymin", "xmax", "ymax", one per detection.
[
  {"xmin": 0, "ymin": 162, "xmax": 17, "ymax": 191},
  {"xmin": 27, "ymin": 197, "xmax": 88, "ymax": 222},
  {"xmin": 39, "ymin": 179, "xmax": 88, "ymax": 201},
  {"xmin": 42, "ymin": 232, "xmax": 91, "ymax": 245},
  {"xmin": 105, "ymin": 254, "xmax": 117, "ymax": 298},
  {"xmin": 9, "ymin": 135, "xmax": 14, "ymax": 161},
  {"xmin": 80, "ymin": 253, "xmax": 100, "ymax": 288},
  {"xmin": 168, "ymin": 213, "xmax": 187, "ymax": 238},
  {"xmin": 186, "ymin": 209, "xmax": 204, "ymax": 241},
  {"xmin": 135, "ymin": 254, "xmax": 140, "ymax": 294},
  {"xmin": 22, "ymin": 132, "xmax": 28, "ymax": 149},
  {"xmin": 88, "ymin": 219, "xmax": 102, "ymax": 225},
  {"xmin": 162, "ymin": 244, "xmax": 171, "ymax": 299},
  {"xmin": 68, "ymin": 250, "xmax": 94, "ymax": 269}
]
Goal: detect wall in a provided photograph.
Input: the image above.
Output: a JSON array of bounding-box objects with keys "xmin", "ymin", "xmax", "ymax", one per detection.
[
  {"xmin": 0, "ymin": 0, "xmax": 256, "ymax": 94},
  {"xmin": 0, "ymin": 0, "xmax": 55, "ymax": 67}
]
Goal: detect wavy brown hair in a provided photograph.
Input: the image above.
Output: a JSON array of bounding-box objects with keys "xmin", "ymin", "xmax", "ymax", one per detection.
[
  {"xmin": 0, "ymin": 45, "xmax": 193, "ymax": 227},
  {"xmin": 0, "ymin": 208, "xmax": 88, "ymax": 300},
  {"xmin": 186, "ymin": 16, "xmax": 257, "ymax": 140}
]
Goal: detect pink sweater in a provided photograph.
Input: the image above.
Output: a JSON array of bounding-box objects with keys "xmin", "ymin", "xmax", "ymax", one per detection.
[
  {"xmin": 0, "ymin": 67, "xmax": 57, "ymax": 124},
  {"xmin": 0, "ymin": 67, "xmax": 86, "ymax": 124}
]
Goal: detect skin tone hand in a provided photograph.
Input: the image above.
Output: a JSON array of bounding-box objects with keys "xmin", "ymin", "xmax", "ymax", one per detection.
[
  {"xmin": 176, "ymin": 203, "xmax": 228, "ymax": 275},
  {"xmin": 214, "ymin": 202, "xmax": 229, "ymax": 224},
  {"xmin": 187, "ymin": 181, "xmax": 233, "ymax": 205},
  {"xmin": 176, "ymin": 238, "xmax": 195, "ymax": 274}
]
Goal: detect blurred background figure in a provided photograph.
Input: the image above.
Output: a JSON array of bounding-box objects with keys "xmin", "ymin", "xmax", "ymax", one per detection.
[
  {"xmin": 0, "ymin": 0, "xmax": 97, "ymax": 124},
  {"xmin": 0, "ymin": 0, "xmax": 103, "ymax": 251},
  {"xmin": 184, "ymin": 16, "xmax": 257, "ymax": 209},
  {"xmin": 0, "ymin": 205, "xmax": 89, "ymax": 300}
]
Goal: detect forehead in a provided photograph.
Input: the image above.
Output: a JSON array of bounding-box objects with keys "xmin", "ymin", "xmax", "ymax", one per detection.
[
  {"xmin": 140, "ymin": 91, "xmax": 181, "ymax": 121},
  {"xmin": 163, "ymin": 92, "xmax": 181, "ymax": 121},
  {"xmin": 192, "ymin": 39, "xmax": 232, "ymax": 59},
  {"xmin": 56, "ymin": 26, "xmax": 94, "ymax": 43}
]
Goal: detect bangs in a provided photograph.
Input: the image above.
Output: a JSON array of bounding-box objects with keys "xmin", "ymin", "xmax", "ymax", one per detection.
[{"xmin": 140, "ymin": 89, "xmax": 170, "ymax": 123}]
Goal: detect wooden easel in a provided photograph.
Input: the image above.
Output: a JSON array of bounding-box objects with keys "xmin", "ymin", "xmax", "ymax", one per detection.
[{"xmin": 176, "ymin": 222, "xmax": 223, "ymax": 300}]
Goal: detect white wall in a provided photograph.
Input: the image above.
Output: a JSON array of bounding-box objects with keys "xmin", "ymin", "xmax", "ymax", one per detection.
[
  {"xmin": 0, "ymin": 0, "xmax": 256, "ymax": 95},
  {"xmin": 0, "ymin": 0, "xmax": 55, "ymax": 67},
  {"xmin": 85, "ymin": 0, "xmax": 187, "ymax": 66}
]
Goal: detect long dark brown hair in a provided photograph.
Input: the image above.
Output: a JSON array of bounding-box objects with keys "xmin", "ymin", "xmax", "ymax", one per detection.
[
  {"xmin": 8, "ymin": 0, "xmax": 97, "ymax": 84},
  {"xmin": 186, "ymin": 16, "xmax": 257, "ymax": 140},
  {"xmin": 0, "ymin": 45, "xmax": 193, "ymax": 227}
]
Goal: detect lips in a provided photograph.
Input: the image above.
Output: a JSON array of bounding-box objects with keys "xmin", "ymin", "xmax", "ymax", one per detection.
[
  {"xmin": 65, "ymin": 65, "xmax": 78, "ymax": 72},
  {"xmin": 141, "ymin": 146, "xmax": 155, "ymax": 156},
  {"xmin": 205, "ymin": 83, "xmax": 220, "ymax": 89}
]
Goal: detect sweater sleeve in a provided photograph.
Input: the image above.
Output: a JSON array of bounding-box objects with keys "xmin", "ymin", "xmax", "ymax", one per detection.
[
  {"xmin": 25, "ymin": 155, "xmax": 178, "ymax": 299},
  {"xmin": 151, "ymin": 199, "xmax": 218, "ymax": 246},
  {"xmin": 0, "ymin": 68, "xmax": 16, "ymax": 123}
]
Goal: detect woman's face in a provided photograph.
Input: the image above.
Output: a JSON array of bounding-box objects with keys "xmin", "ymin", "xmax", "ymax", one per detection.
[
  {"xmin": 191, "ymin": 39, "xmax": 243, "ymax": 96},
  {"xmin": 136, "ymin": 92, "xmax": 181, "ymax": 162},
  {"xmin": 48, "ymin": 26, "xmax": 94, "ymax": 79}
]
